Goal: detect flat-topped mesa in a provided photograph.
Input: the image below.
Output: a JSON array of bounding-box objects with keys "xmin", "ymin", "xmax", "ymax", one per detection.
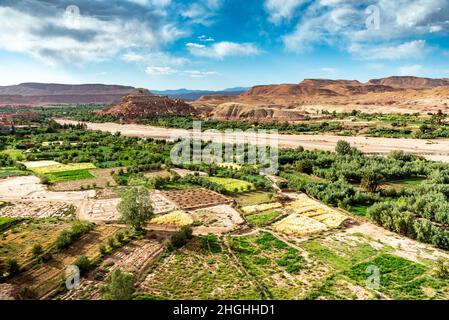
[
  {"xmin": 368, "ymin": 76, "xmax": 449, "ymax": 89},
  {"xmin": 101, "ymin": 89, "xmax": 196, "ymax": 120},
  {"xmin": 240, "ymin": 79, "xmax": 395, "ymax": 98}
]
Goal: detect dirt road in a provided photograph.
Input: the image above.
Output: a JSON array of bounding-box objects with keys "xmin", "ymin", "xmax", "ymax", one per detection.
[{"xmin": 56, "ymin": 119, "xmax": 449, "ymax": 162}]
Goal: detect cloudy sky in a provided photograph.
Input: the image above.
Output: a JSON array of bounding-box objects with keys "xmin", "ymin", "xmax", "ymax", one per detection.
[{"xmin": 0, "ymin": 0, "xmax": 448, "ymax": 90}]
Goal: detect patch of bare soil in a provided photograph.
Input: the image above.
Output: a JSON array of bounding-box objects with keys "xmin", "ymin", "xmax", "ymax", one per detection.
[
  {"xmin": 77, "ymin": 198, "xmax": 120, "ymax": 222},
  {"xmin": 0, "ymin": 176, "xmax": 95, "ymax": 202},
  {"xmin": 0, "ymin": 201, "xmax": 75, "ymax": 219},
  {"xmin": 191, "ymin": 204, "xmax": 244, "ymax": 235},
  {"xmin": 149, "ymin": 190, "xmax": 177, "ymax": 214},
  {"xmin": 170, "ymin": 168, "xmax": 207, "ymax": 177}
]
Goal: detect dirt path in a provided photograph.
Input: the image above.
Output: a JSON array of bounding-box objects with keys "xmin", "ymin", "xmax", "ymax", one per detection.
[{"xmin": 56, "ymin": 119, "xmax": 449, "ymax": 162}]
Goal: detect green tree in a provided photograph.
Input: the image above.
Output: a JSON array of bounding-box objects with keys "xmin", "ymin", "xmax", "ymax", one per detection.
[
  {"xmin": 361, "ymin": 170, "xmax": 383, "ymax": 193},
  {"xmin": 335, "ymin": 140, "xmax": 351, "ymax": 155},
  {"xmin": 117, "ymin": 187, "xmax": 154, "ymax": 231},
  {"xmin": 431, "ymin": 110, "xmax": 446, "ymax": 125},
  {"xmin": 296, "ymin": 159, "xmax": 313, "ymax": 174},
  {"xmin": 101, "ymin": 269, "xmax": 135, "ymax": 300}
]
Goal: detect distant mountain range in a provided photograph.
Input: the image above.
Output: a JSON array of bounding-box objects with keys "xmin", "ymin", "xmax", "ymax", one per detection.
[
  {"xmin": 0, "ymin": 83, "xmax": 249, "ymax": 106},
  {"xmin": 0, "ymin": 83, "xmax": 135, "ymax": 106},
  {"xmin": 150, "ymin": 87, "xmax": 249, "ymax": 101}
]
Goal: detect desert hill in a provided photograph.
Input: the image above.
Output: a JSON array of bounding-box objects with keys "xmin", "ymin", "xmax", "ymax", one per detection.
[
  {"xmin": 368, "ymin": 76, "xmax": 449, "ymax": 89},
  {"xmin": 101, "ymin": 89, "xmax": 196, "ymax": 120},
  {"xmin": 193, "ymin": 76, "xmax": 449, "ymax": 119}
]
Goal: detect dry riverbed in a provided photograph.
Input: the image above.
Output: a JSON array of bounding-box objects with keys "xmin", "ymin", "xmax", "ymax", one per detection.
[{"xmin": 56, "ymin": 119, "xmax": 449, "ymax": 162}]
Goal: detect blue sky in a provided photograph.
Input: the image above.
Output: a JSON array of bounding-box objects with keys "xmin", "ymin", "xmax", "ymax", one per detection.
[{"xmin": 0, "ymin": 0, "xmax": 448, "ymax": 90}]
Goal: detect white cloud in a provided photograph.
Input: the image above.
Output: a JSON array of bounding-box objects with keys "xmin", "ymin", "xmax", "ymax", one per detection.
[
  {"xmin": 187, "ymin": 41, "xmax": 260, "ymax": 59},
  {"xmin": 349, "ymin": 40, "xmax": 430, "ymax": 60},
  {"xmin": 145, "ymin": 66, "xmax": 177, "ymax": 75},
  {"xmin": 398, "ymin": 64, "xmax": 424, "ymax": 76},
  {"xmin": 198, "ymin": 35, "xmax": 215, "ymax": 42},
  {"xmin": 186, "ymin": 42, "xmax": 206, "ymax": 49},
  {"xmin": 184, "ymin": 70, "xmax": 220, "ymax": 78},
  {"xmin": 281, "ymin": 0, "xmax": 449, "ymax": 59},
  {"xmin": 0, "ymin": 3, "xmax": 185, "ymax": 66},
  {"xmin": 320, "ymin": 67, "xmax": 337, "ymax": 73},
  {"xmin": 127, "ymin": 0, "xmax": 171, "ymax": 7},
  {"xmin": 265, "ymin": 0, "xmax": 307, "ymax": 24},
  {"xmin": 181, "ymin": 0, "xmax": 223, "ymax": 25}
]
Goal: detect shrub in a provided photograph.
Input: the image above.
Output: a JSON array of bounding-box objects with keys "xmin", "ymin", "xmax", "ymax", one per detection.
[
  {"xmin": 115, "ymin": 232, "xmax": 125, "ymax": 244},
  {"xmin": 101, "ymin": 269, "xmax": 135, "ymax": 300},
  {"xmin": 7, "ymin": 259, "xmax": 20, "ymax": 276},
  {"xmin": 169, "ymin": 226, "xmax": 193, "ymax": 249},
  {"xmin": 55, "ymin": 230, "xmax": 72, "ymax": 250},
  {"xmin": 74, "ymin": 255, "xmax": 92, "ymax": 276},
  {"xmin": 335, "ymin": 140, "xmax": 351, "ymax": 155},
  {"xmin": 31, "ymin": 243, "xmax": 43, "ymax": 257}
]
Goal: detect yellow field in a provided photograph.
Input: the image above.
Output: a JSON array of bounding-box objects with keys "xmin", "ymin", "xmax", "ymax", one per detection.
[
  {"xmin": 273, "ymin": 195, "xmax": 348, "ymax": 236},
  {"xmin": 241, "ymin": 202, "xmax": 283, "ymax": 215},
  {"xmin": 27, "ymin": 162, "xmax": 96, "ymax": 175},
  {"xmin": 150, "ymin": 210, "xmax": 193, "ymax": 226},
  {"xmin": 273, "ymin": 214, "xmax": 327, "ymax": 236}
]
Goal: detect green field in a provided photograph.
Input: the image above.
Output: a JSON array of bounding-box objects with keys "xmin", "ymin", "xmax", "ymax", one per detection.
[
  {"xmin": 0, "ymin": 217, "xmax": 16, "ymax": 231},
  {"xmin": 44, "ymin": 169, "xmax": 94, "ymax": 183},
  {"xmin": 140, "ymin": 235, "xmax": 260, "ymax": 299},
  {"xmin": 246, "ymin": 211, "xmax": 281, "ymax": 225},
  {"xmin": 0, "ymin": 167, "xmax": 30, "ymax": 178},
  {"xmin": 234, "ymin": 191, "xmax": 273, "ymax": 206},
  {"xmin": 206, "ymin": 177, "xmax": 255, "ymax": 193}
]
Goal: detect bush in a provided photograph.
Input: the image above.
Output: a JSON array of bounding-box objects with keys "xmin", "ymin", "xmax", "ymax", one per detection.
[
  {"xmin": 435, "ymin": 258, "xmax": 449, "ymax": 279},
  {"xmin": 168, "ymin": 226, "xmax": 193, "ymax": 250},
  {"xmin": 99, "ymin": 244, "xmax": 108, "ymax": 255},
  {"xmin": 7, "ymin": 259, "xmax": 20, "ymax": 276},
  {"xmin": 115, "ymin": 232, "xmax": 125, "ymax": 244},
  {"xmin": 55, "ymin": 230, "xmax": 72, "ymax": 250},
  {"xmin": 101, "ymin": 269, "xmax": 135, "ymax": 300},
  {"xmin": 335, "ymin": 140, "xmax": 351, "ymax": 155},
  {"xmin": 55, "ymin": 221, "xmax": 94, "ymax": 250},
  {"xmin": 74, "ymin": 255, "xmax": 92, "ymax": 275},
  {"xmin": 31, "ymin": 243, "xmax": 43, "ymax": 257}
]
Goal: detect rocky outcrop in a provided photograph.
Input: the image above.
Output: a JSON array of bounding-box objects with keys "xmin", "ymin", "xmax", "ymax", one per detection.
[
  {"xmin": 101, "ymin": 89, "xmax": 196, "ymax": 120},
  {"xmin": 210, "ymin": 102, "xmax": 305, "ymax": 122}
]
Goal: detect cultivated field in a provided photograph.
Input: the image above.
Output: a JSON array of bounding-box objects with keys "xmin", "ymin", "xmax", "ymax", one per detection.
[{"xmin": 162, "ymin": 188, "xmax": 232, "ymax": 210}]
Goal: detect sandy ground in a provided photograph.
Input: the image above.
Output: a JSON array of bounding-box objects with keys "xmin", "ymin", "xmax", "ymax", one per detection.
[
  {"xmin": 0, "ymin": 176, "xmax": 95, "ymax": 202},
  {"xmin": 191, "ymin": 204, "xmax": 245, "ymax": 234},
  {"xmin": 56, "ymin": 119, "xmax": 449, "ymax": 162},
  {"xmin": 77, "ymin": 198, "xmax": 120, "ymax": 222},
  {"xmin": 0, "ymin": 201, "xmax": 75, "ymax": 219}
]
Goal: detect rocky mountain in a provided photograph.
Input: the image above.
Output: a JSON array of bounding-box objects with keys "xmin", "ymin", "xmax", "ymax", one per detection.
[
  {"xmin": 0, "ymin": 83, "xmax": 135, "ymax": 106},
  {"xmin": 101, "ymin": 89, "xmax": 196, "ymax": 120}
]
